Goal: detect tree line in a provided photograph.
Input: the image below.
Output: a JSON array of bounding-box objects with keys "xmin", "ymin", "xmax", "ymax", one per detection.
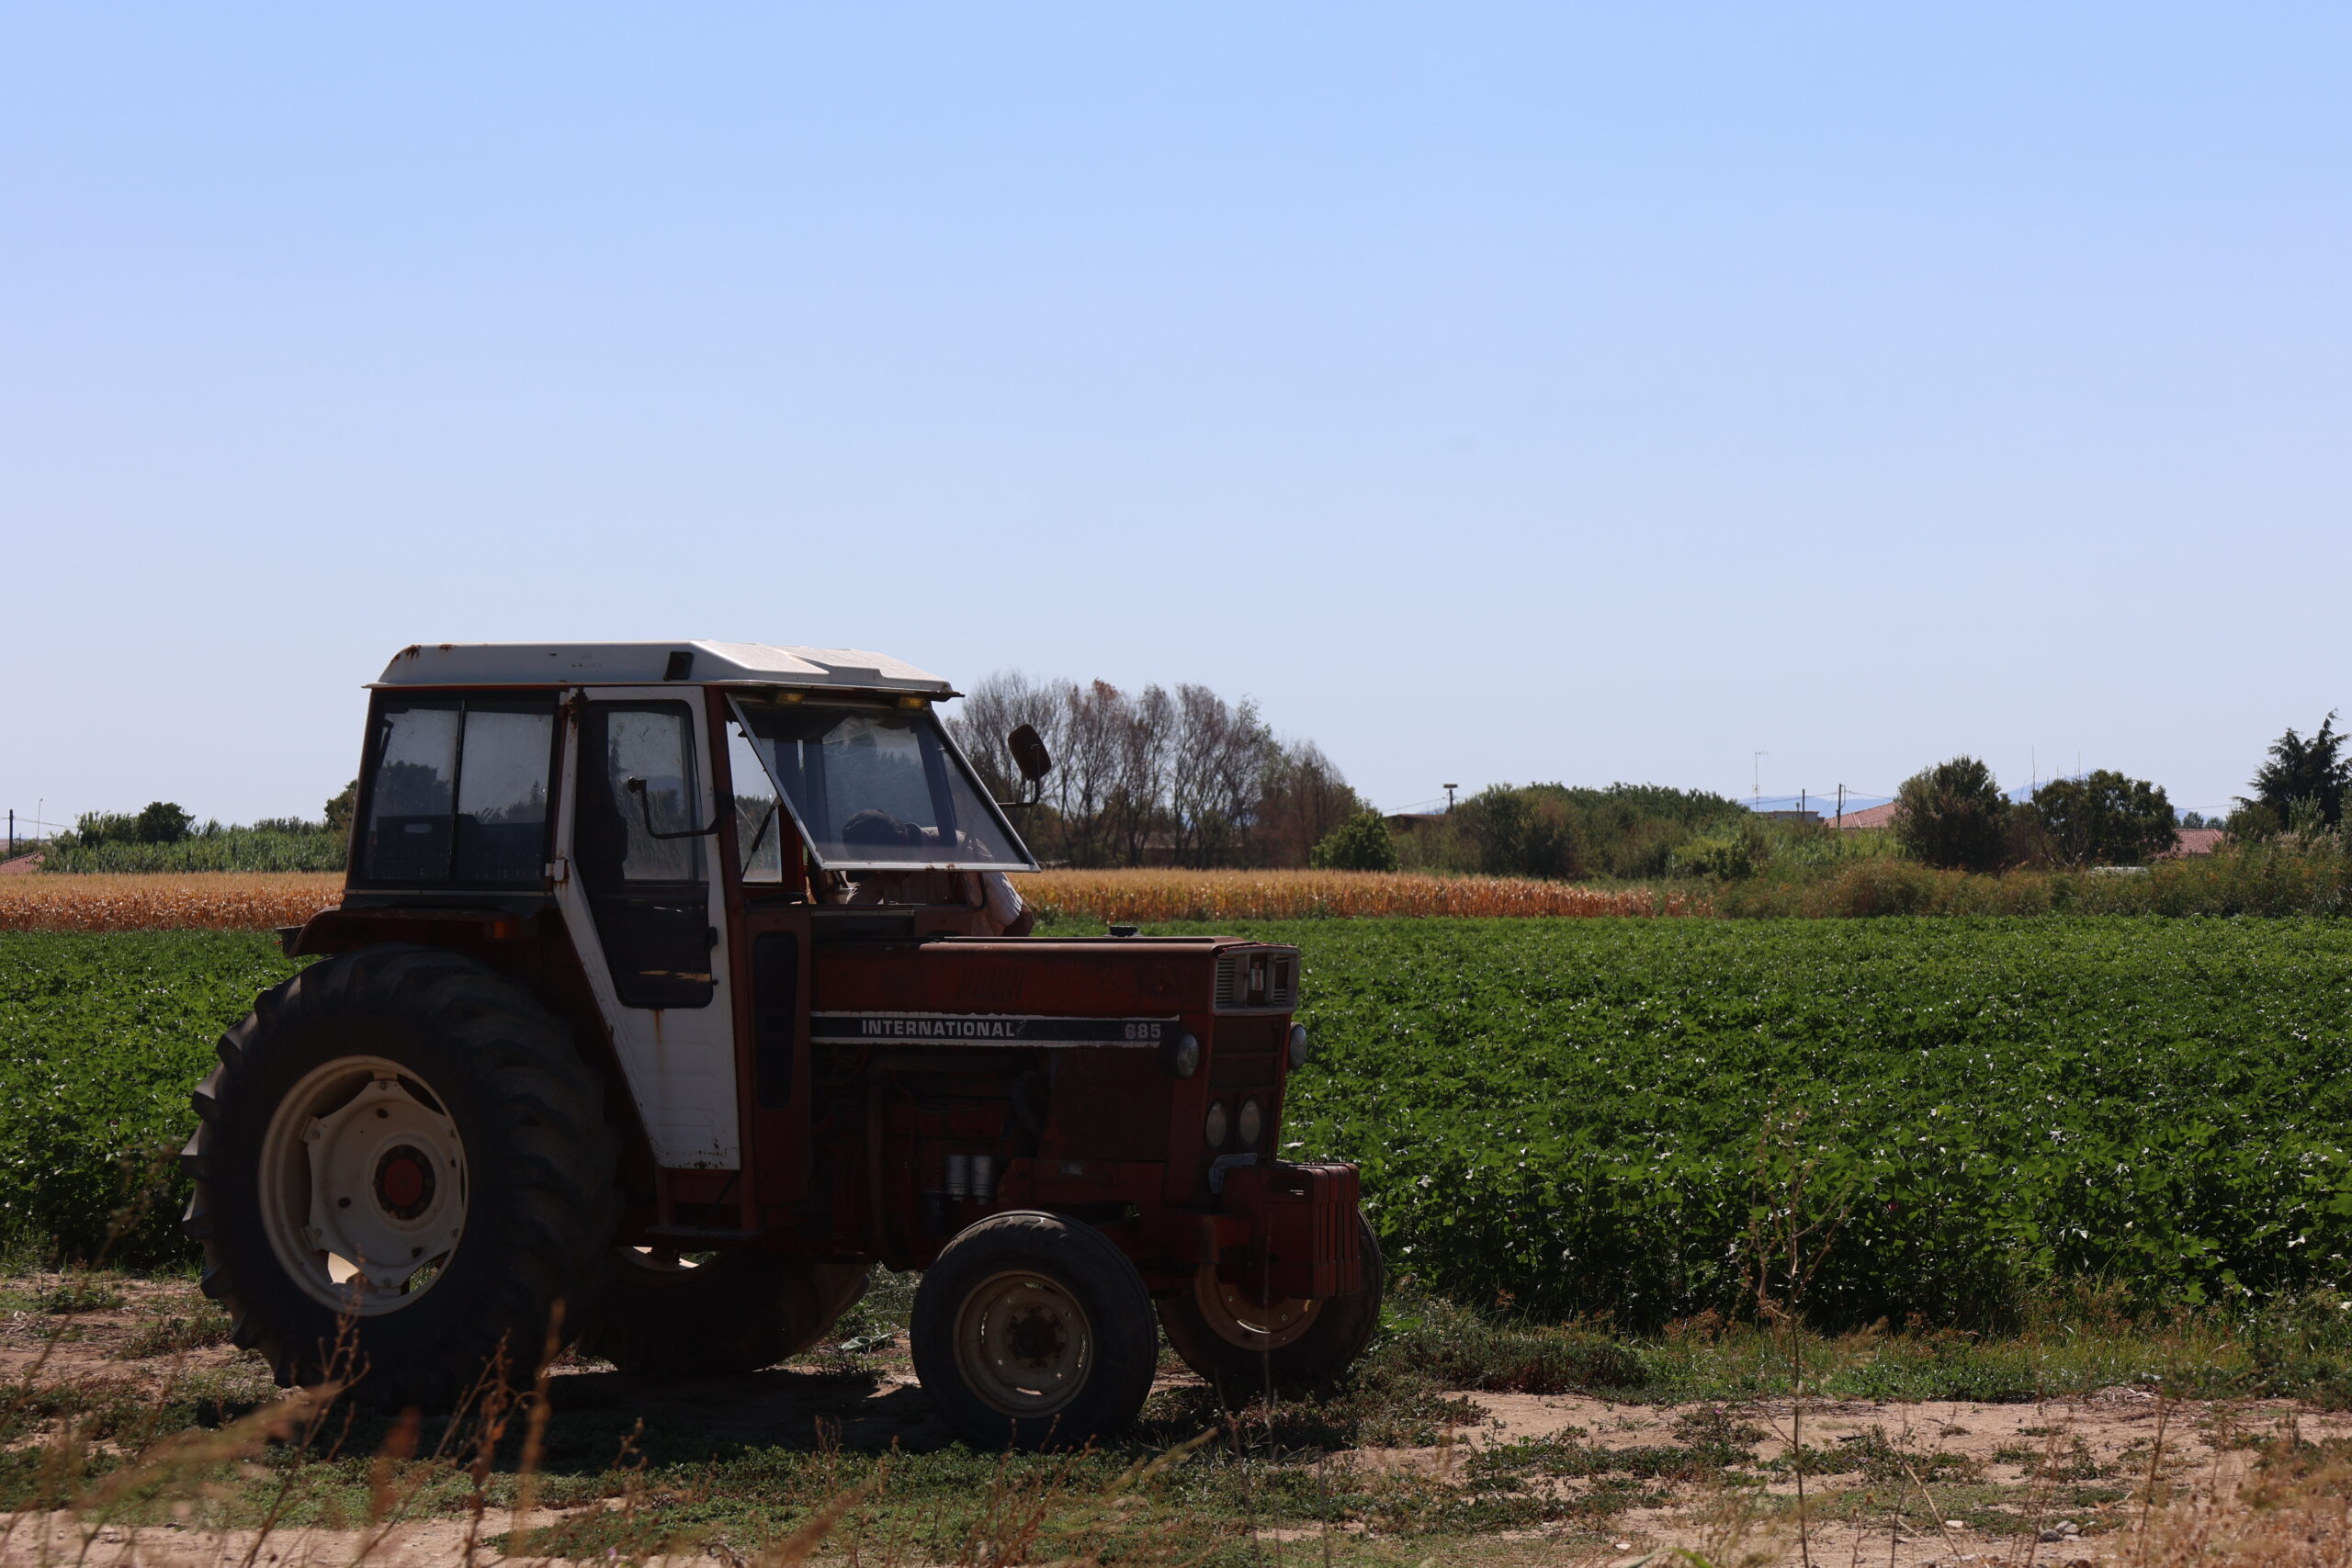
[
  {"xmin": 947, "ymin": 671, "xmax": 1366, "ymax": 869},
  {"xmin": 1890, "ymin": 713, "xmax": 2351, "ymax": 873}
]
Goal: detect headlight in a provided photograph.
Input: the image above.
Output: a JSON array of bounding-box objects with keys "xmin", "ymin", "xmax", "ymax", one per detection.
[
  {"xmin": 1238, "ymin": 1097, "xmax": 1263, "ymax": 1148},
  {"xmin": 1204, "ymin": 1101, "xmax": 1229, "ymax": 1149},
  {"xmin": 1287, "ymin": 1023, "xmax": 1309, "ymax": 1070},
  {"xmin": 1165, "ymin": 1032, "xmax": 1200, "ymax": 1078}
]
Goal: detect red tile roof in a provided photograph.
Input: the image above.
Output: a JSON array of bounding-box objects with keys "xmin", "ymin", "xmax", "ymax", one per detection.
[{"xmin": 2160, "ymin": 828, "xmax": 2226, "ymax": 859}]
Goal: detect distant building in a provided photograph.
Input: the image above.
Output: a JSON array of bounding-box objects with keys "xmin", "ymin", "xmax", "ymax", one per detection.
[
  {"xmin": 1828, "ymin": 802, "xmax": 1900, "ymax": 832},
  {"xmin": 1758, "ymin": 809, "xmax": 1822, "ymax": 825},
  {"xmin": 2159, "ymin": 828, "xmax": 2225, "ymax": 859}
]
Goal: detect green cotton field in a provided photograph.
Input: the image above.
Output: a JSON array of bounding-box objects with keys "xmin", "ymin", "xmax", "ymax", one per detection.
[
  {"xmin": 1265, "ymin": 916, "xmax": 2352, "ymax": 1328},
  {"xmin": 6, "ymin": 919, "xmax": 2352, "ymax": 1328}
]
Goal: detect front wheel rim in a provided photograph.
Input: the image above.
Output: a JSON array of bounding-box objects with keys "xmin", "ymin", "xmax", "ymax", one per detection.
[
  {"xmin": 1193, "ymin": 1267, "xmax": 1321, "ymax": 1352},
  {"xmin": 258, "ymin": 1055, "xmax": 469, "ymax": 1316},
  {"xmin": 953, "ymin": 1269, "xmax": 1094, "ymax": 1417}
]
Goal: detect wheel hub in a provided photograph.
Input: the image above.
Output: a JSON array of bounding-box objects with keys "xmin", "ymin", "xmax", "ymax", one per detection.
[
  {"xmin": 373, "ymin": 1145, "xmax": 435, "ymax": 1219},
  {"xmin": 1005, "ymin": 1304, "xmax": 1068, "ymax": 1366},
  {"xmin": 260, "ymin": 1060, "xmax": 469, "ymax": 1315},
  {"xmin": 954, "ymin": 1271, "xmax": 1092, "ymax": 1416},
  {"xmin": 1194, "ymin": 1266, "xmax": 1322, "ymax": 1352}
]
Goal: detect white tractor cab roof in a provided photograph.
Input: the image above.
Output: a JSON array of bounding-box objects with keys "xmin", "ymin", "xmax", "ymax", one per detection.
[
  {"xmin": 375, "ymin": 641, "xmax": 953, "ymax": 695},
  {"xmin": 361, "ymin": 641, "xmax": 1033, "ymax": 876}
]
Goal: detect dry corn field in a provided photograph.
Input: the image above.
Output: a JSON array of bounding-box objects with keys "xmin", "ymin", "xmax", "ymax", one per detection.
[
  {"xmin": 1023, "ymin": 868, "xmax": 1704, "ymax": 923},
  {"xmin": 0, "ymin": 873, "xmax": 344, "ymax": 932},
  {"xmin": 0, "ymin": 869, "xmax": 1702, "ymax": 931}
]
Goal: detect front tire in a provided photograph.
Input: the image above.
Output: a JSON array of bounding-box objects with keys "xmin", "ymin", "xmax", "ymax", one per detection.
[
  {"xmin": 181, "ymin": 945, "xmax": 618, "ymax": 1411},
  {"xmin": 1159, "ymin": 1212, "xmax": 1385, "ymax": 1395},
  {"xmin": 910, "ymin": 1211, "xmax": 1158, "ymax": 1451},
  {"xmin": 578, "ymin": 1249, "xmax": 871, "ymax": 1375}
]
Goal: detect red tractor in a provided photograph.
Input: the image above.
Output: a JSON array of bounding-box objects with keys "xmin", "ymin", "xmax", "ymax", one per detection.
[{"xmin": 183, "ymin": 642, "xmax": 1379, "ymax": 1448}]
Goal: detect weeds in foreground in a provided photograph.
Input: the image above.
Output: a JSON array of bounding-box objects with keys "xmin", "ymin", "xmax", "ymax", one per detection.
[{"xmin": 0, "ymin": 1278, "xmax": 2350, "ymax": 1566}]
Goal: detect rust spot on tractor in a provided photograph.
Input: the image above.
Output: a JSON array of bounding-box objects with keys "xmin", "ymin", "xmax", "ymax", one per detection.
[{"xmin": 396, "ymin": 644, "xmax": 422, "ymax": 660}]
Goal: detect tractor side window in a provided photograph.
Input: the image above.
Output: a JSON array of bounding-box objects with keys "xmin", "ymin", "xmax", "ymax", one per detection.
[
  {"xmin": 357, "ymin": 697, "xmax": 557, "ymax": 886},
  {"xmin": 361, "ymin": 703, "xmax": 460, "ymax": 882},
  {"xmin": 727, "ymin": 724, "xmax": 787, "ymax": 884},
  {"xmin": 576, "ymin": 703, "xmax": 715, "ymax": 1010},
  {"xmin": 453, "ymin": 705, "xmax": 555, "ymax": 882}
]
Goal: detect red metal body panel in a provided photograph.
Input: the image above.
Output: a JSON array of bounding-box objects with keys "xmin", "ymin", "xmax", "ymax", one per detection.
[{"xmin": 1221, "ymin": 1161, "xmax": 1363, "ymax": 1300}]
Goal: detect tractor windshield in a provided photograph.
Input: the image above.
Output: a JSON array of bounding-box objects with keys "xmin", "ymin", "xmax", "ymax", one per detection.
[{"xmin": 728, "ymin": 695, "xmax": 1035, "ymax": 872}]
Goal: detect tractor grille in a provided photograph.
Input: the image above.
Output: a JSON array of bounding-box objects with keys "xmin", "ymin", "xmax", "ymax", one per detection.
[
  {"xmin": 1214, "ymin": 950, "xmax": 1298, "ymax": 1011},
  {"xmin": 1212, "ymin": 1026, "xmax": 1281, "ymax": 1087}
]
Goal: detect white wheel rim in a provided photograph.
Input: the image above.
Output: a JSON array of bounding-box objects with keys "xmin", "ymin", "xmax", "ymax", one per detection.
[
  {"xmin": 953, "ymin": 1269, "xmax": 1093, "ymax": 1417},
  {"xmin": 1193, "ymin": 1266, "xmax": 1321, "ymax": 1352},
  {"xmin": 258, "ymin": 1055, "xmax": 468, "ymax": 1316}
]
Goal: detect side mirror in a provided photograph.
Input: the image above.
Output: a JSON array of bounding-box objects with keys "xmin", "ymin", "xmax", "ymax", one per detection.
[{"xmin": 1008, "ymin": 724, "xmax": 1053, "ymax": 784}]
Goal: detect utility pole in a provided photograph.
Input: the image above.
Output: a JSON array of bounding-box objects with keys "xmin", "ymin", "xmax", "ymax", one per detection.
[
  {"xmin": 1752, "ymin": 752, "xmax": 1767, "ymax": 807},
  {"xmin": 1835, "ymin": 784, "xmax": 1845, "ymax": 829},
  {"xmin": 1442, "ymin": 783, "xmax": 1457, "ymax": 814}
]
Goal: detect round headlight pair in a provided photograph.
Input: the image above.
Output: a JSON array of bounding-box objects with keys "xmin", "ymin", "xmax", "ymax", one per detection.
[{"xmin": 1204, "ymin": 1097, "xmax": 1265, "ymax": 1151}]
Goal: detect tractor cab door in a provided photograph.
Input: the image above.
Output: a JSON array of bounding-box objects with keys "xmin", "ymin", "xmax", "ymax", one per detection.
[
  {"xmin": 553, "ymin": 688, "xmax": 743, "ymax": 1184},
  {"xmin": 718, "ymin": 717, "xmax": 817, "ymax": 1215}
]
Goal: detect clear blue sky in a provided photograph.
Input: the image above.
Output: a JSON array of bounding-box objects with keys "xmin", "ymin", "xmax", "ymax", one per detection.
[{"xmin": 5, "ymin": 4, "xmax": 2346, "ymax": 832}]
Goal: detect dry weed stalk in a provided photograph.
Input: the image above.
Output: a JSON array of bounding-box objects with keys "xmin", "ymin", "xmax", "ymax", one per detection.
[{"xmin": 1742, "ymin": 1108, "xmax": 1855, "ymax": 1568}]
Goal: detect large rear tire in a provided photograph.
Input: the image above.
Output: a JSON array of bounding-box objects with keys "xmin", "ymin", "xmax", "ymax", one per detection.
[
  {"xmin": 181, "ymin": 944, "xmax": 619, "ymax": 1411},
  {"xmin": 910, "ymin": 1211, "xmax": 1157, "ymax": 1451},
  {"xmin": 1158, "ymin": 1213, "xmax": 1385, "ymax": 1396},
  {"xmin": 577, "ymin": 1249, "xmax": 871, "ymax": 1375}
]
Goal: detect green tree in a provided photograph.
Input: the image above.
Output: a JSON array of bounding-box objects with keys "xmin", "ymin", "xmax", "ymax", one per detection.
[
  {"xmin": 1307, "ymin": 810, "xmax": 1400, "ymax": 873},
  {"xmin": 1893, "ymin": 757, "xmax": 2009, "ymax": 873},
  {"xmin": 2240, "ymin": 712, "xmax": 2351, "ymax": 832},
  {"xmin": 324, "ymin": 778, "xmax": 359, "ymax": 837},
  {"xmin": 2029, "ymin": 770, "xmax": 2177, "ymax": 865},
  {"xmin": 133, "ymin": 801, "xmax": 193, "ymax": 844}
]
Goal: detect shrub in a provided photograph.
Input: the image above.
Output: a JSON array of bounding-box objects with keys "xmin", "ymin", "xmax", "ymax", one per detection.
[
  {"xmin": 2030, "ymin": 770, "xmax": 2177, "ymax": 865},
  {"xmin": 1452, "ymin": 786, "xmax": 1587, "ymax": 879},
  {"xmin": 1894, "ymin": 757, "xmax": 2010, "ymax": 873},
  {"xmin": 1308, "ymin": 811, "xmax": 1401, "ymax": 873},
  {"xmin": 1673, "ymin": 830, "xmax": 1760, "ymax": 880}
]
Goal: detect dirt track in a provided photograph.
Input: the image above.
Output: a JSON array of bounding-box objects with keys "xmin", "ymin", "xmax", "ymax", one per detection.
[{"xmin": 1, "ymin": 1279, "xmax": 2345, "ymax": 1566}]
